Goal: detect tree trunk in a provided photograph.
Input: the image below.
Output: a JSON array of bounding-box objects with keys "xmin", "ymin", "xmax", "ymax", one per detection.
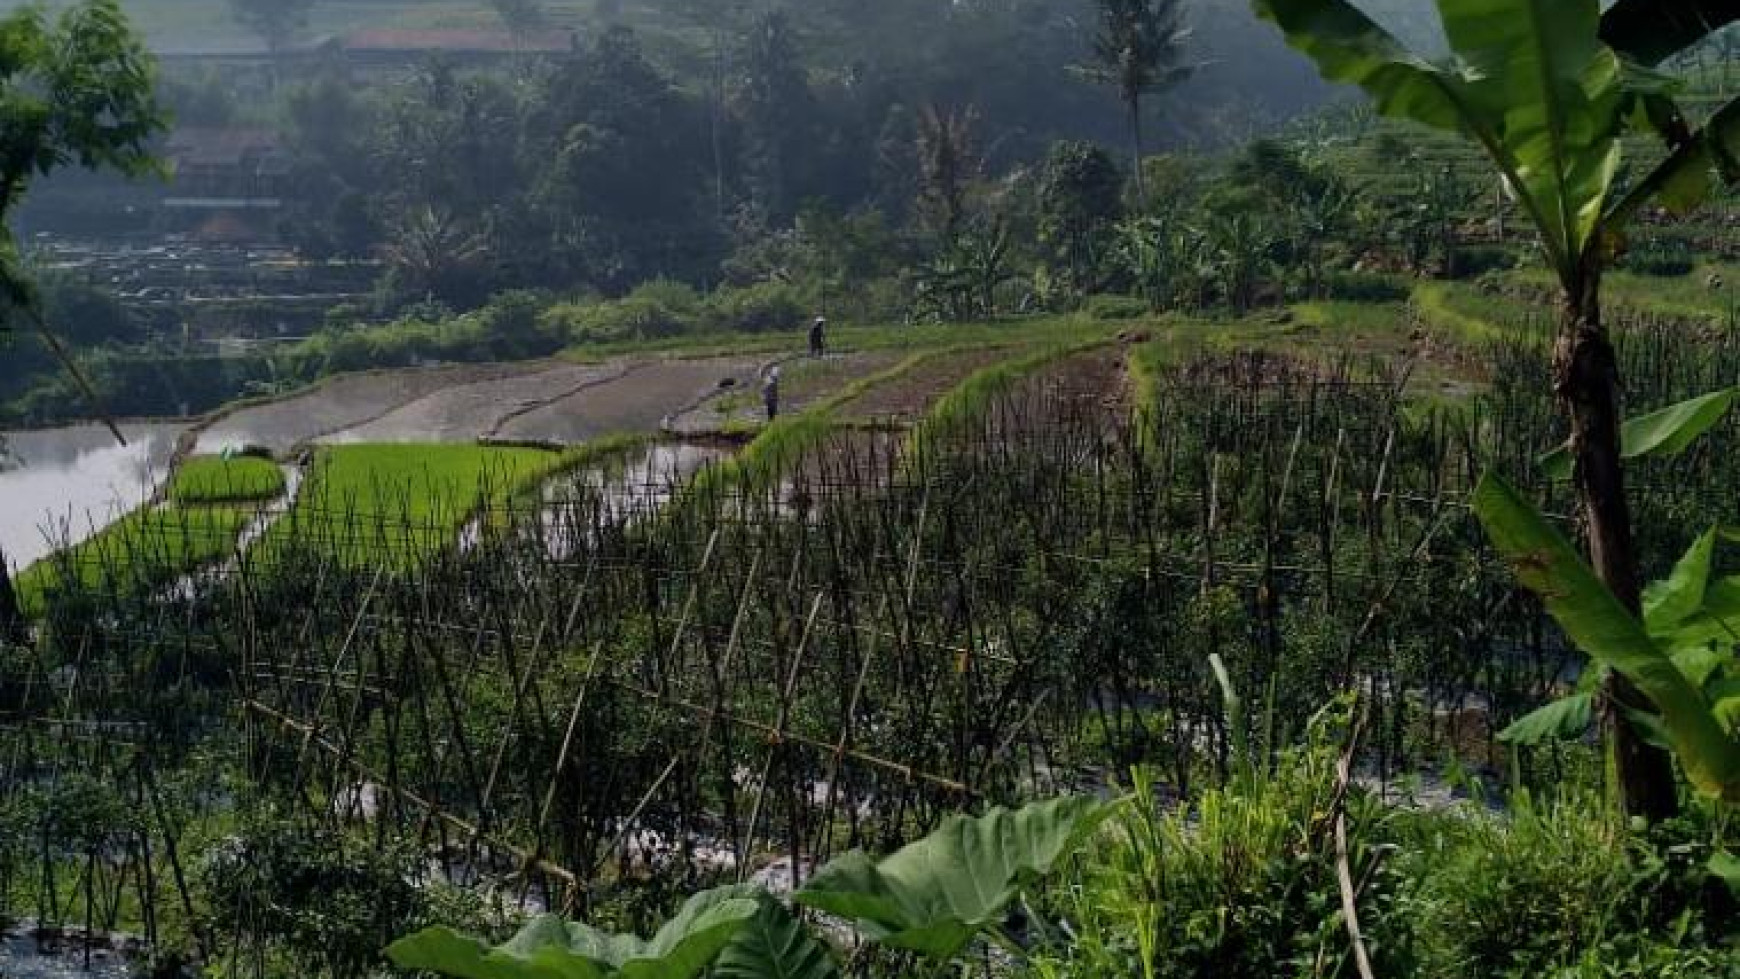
[
  {"xmin": 1129, "ymin": 94, "xmax": 1147, "ymax": 208},
  {"xmin": 1555, "ymin": 264, "xmax": 1680, "ymax": 822}
]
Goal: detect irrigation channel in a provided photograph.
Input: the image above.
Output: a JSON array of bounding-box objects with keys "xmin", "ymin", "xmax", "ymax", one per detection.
[{"xmin": 4, "ymin": 318, "xmax": 1739, "ymax": 970}]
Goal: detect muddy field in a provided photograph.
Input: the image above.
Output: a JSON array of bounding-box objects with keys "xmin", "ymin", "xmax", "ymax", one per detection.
[
  {"xmin": 833, "ymin": 347, "xmax": 1015, "ymax": 421},
  {"xmin": 496, "ymin": 357, "xmax": 766, "ymax": 443},
  {"xmin": 197, "ymin": 362, "xmax": 544, "ymax": 454},
  {"xmin": 668, "ymin": 351, "xmax": 904, "ymax": 434},
  {"xmin": 320, "ymin": 362, "xmax": 625, "ymax": 444}
]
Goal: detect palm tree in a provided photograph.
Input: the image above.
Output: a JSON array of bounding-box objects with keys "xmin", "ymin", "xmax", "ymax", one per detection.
[
  {"xmin": 1256, "ymin": 0, "xmax": 1740, "ymax": 820},
  {"xmin": 1075, "ymin": 0, "xmax": 1194, "ymax": 206}
]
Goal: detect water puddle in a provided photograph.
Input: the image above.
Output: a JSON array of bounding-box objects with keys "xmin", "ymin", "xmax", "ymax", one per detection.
[
  {"xmin": 459, "ymin": 442, "xmax": 733, "ymax": 557},
  {"xmin": 537, "ymin": 442, "xmax": 731, "ymax": 556},
  {"xmin": 0, "ymin": 423, "xmax": 183, "ymax": 572}
]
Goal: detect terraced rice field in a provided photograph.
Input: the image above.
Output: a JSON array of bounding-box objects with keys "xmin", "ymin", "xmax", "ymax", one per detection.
[{"xmin": 495, "ymin": 357, "xmax": 765, "ymax": 443}]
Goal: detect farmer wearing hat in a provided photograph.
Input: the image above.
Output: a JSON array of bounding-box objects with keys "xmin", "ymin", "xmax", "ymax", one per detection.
[
  {"xmin": 808, "ymin": 315, "xmax": 827, "ymax": 358},
  {"xmin": 762, "ymin": 366, "xmax": 781, "ymax": 421}
]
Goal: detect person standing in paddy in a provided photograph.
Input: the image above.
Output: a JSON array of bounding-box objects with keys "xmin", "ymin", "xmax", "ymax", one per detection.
[
  {"xmin": 808, "ymin": 315, "xmax": 827, "ymax": 358},
  {"xmin": 762, "ymin": 367, "xmax": 780, "ymax": 421}
]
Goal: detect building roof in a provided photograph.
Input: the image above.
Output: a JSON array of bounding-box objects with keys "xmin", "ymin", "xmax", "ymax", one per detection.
[
  {"xmin": 166, "ymin": 128, "xmax": 286, "ymax": 170},
  {"xmin": 341, "ymin": 28, "xmax": 574, "ymax": 55}
]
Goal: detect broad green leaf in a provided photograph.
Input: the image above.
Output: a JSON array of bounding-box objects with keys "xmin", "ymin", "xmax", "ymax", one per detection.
[
  {"xmin": 1600, "ymin": 0, "xmax": 1740, "ymax": 68},
  {"xmin": 385, "ymin": 891, "xmax": 758, "ymax": 979},
  {"xmin": 1710, "ymin": 850, "xmax": 1740, "ymax": 894},
  {"xmin": 1606, "ymin": 97, "xmax": 1740, "ymax": 230},
  {"xmin": 1247, "ymin": 0, "xmax": 1467, "ymax": 133},
  {"xmin": 1644, "ymin": 530, "xmax": 1716, "ymax": 633},
  {"xmin": 1499, "ymin": 693, "xmax": 1594, "ymax": 744},
  {"xmin": 1471, "ymin": 474, "xmax": 1740, "ymax": 802},
  {"xmin": 1669, "ymin": 646, "xmax": 1730, "ymax": 689},
  {"xmin": 387, "ymin": 919, "xmax": 608, "ymax": 979},
  {"xmin": 1440, "ymin": 0, "xmax": 1625, "ymax": 271},
  {"xmin": 1539, "ymin": 390, "xmax": 1739, "ymax": 480},
  {"xmin": 1708, "ymin": 679, "xmax": 1740, "ymax": 733},
  {"xmin": 794, "ymin": 796, "xmax": 1115, "ymax": 961},
  {"xmin": 713, "ymin": 894, "xmax": 840, "ymax": 979}
]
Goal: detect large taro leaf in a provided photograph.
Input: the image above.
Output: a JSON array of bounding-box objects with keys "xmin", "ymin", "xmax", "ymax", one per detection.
[
  {"xmin": 793, "ymin": 796, "xmax": 1115, "ymax": 961},
  {"xmin": 1540, "ymin": 389, "xmax": 1739, "ymax": 481},
  {"xmin": 712, "ymin": 891, "xmax": 840, "ymax": 979},
  {"xmin": 1252, "ymin": 0, "xmax": 1627, "ymax": 277},
  {"xmin": 1472, "ymin": 474, "xmax": 1740, "ymax": 802},
  {"xmin": 385, "ymin": 888, "xmax": 758, "ymax": 979}
]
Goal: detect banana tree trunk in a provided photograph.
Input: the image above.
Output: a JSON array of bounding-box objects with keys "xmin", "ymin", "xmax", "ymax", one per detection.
[{"xmin": 1555, "ymin": 263, "xmax": 1679, "ymax": 822}]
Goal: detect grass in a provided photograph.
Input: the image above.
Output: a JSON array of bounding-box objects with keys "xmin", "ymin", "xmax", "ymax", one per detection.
[
  {"xmin": 1504, "ymin": 264, "xmax": 1740, "ymax": 326},
  {"xmin": 561, "ymin": 313, "xmax": 1123, "ymax": 364},
  {"xmin": 253, "ymin": 443, "xmax": 567, "ymax": 570},
  {"xmin": 169, "ymin": 455, "xmax": 287, "ymax": 505},
  {"xmin": 1412, "ymin": 281, "xmax": 1543, "ymax": 347},
  {"xmin": 15, "ymin": 503, "xmax": 255, "ymax": 615}
]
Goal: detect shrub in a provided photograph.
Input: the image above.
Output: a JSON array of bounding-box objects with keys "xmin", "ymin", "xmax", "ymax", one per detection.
[
  {"xmin": 549, "ymin": 297, "xmax": 697, "ymax": 345},
  {"xmin": 1451, "ymin": 245, "xmax": 1521, "ymax": 278},
  {"xmin": 1621, "ymin": 244, "xmax": 1697, "ymax": 277},
  {"xmin": 1321, "ymin": 271, "xmax": 1412, "ymax": 302},
  {"xmin": 627, "ymin": 277, "xmax": 702, "ymax": 313},
  {"xmin": 702, "ymin": 280, "xmax": 809, "ymax": 332},
  {"xmin": 1084, "ymin": 295, "xmax": 1150, "ymax": 320}
]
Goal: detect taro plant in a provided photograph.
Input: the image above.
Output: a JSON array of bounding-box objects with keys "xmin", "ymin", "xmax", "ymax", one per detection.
[
  {"xmin": 1254, "ymin": 0, "xmax": 1740, "ymax": 819},
  {"xmin": 387, "ymin": 796, "xmax": 1114, "ymax": 978}
]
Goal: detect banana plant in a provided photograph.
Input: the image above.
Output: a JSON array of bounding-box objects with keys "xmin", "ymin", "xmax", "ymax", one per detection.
[
  {"xmin": 1473, "ymin": 475, "xmax": 1740, "ymax": 805},
  {"xmin": 1252, "ymin": 0, "xmax": 1740, "ymax": 820},
  {"xmin": 1498, "ymin": 526, "xmax": 1740, "ymax": 747},
  {"xmin": 1538, "ymin": 387, "xmax": 1740, "ymax": 481},
  {"xmin": 387, "ymin": 796, "xmax": 1112, "ymax": 977}
]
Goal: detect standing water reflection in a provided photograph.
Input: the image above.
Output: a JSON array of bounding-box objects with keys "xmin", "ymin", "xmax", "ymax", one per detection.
[{"xmin": 0, "ymin": 423, "xmax": 182, "ymax": 572}]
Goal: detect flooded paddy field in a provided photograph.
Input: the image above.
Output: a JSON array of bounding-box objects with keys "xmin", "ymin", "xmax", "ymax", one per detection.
[
  {"xmin": 195, "ymin": 362, "xmax": 545, "ymax": 454},
  {"xmin": 319, "ymin": 362, "xmax": 626, "ymax": 444},
  {"xmin": 496, "ymin": 357, "xmax": 764, "ymax": 443},
  {"xmin": 0, "ymin": 422, "xmax": 183, "ymax": 571}
]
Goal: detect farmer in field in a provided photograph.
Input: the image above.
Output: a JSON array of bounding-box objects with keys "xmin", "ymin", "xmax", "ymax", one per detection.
[
  {"xmin": 762, "ymin": 366, "xmax": 780, "ymax": 421},
  {"xmin": 808, "ymin": 315, "xmax": 827, "ymax": 358}
]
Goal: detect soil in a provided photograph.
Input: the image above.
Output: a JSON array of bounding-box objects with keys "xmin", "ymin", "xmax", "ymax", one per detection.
[
  {"xmin": 197, "ymin": 362, "xmax": 544, "ymax": 454},
  {"xmin": 833, "ymin": 347, "xmax": 1014, "ymax": 422},
  {"xmin": 495, "ymin": 357, "xmax": 766, "ymax": 444},
  {"xmin": 668, "ymin": 351, "xmax": 904, "ymax": 434},
  {"xmin": 319, "ymin": 362, "xmax": 626, "ymax": 444}
]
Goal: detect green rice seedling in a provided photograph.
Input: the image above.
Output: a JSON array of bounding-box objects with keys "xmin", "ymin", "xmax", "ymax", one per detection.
[
  {"xmin": 15, "ymin": 503, "xmax": 256, "ymax": 615},
  {"xmin": 168, "ymin": 455, "xmax": 288, "ymax": 505}
]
